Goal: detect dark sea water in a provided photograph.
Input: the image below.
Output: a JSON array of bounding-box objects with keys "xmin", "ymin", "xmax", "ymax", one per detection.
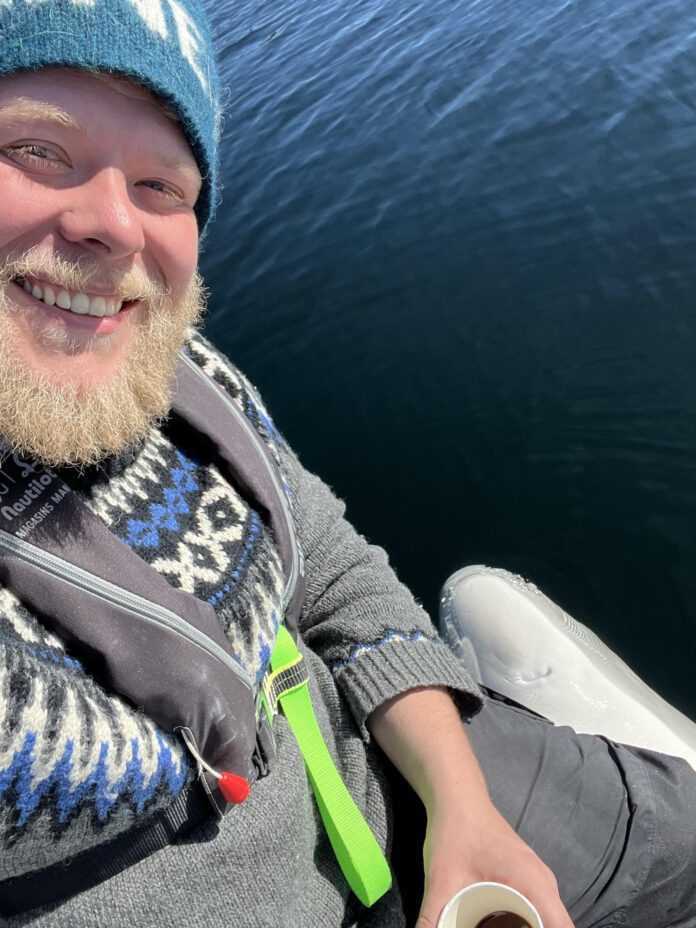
[{"xmin": 200, "ymin": 0, "xmax": 696, "ymax": 715}]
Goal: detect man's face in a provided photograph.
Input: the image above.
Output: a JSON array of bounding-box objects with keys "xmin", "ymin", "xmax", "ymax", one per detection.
[{"xmin": 0, "ymin": 68, "xmax": 204, "ymax": 466}]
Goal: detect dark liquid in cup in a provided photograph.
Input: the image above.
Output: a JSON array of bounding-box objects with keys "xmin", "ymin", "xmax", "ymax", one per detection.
[{"xmin": 476, "ymin": 914, "xmax": 532, "ymax": 928}]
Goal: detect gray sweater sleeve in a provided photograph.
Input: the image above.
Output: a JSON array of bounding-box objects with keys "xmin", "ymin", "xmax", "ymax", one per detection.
[{"xmin": 290, "ymin": 460, "xmax": 483, "ymax": 737}]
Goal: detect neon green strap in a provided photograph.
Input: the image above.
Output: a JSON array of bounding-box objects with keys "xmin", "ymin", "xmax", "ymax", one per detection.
[{"xmin": 267, "ymin": 626, "xmax": 392, "ymax": 907}]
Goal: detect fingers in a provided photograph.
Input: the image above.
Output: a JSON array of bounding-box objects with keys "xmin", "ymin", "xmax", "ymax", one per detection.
[
  {"xmin": 415, "ymin": 882, "xmax": 449, "ymax": 928},
  {"xmin": 540, "ymin": 898, "xmax": 575, "ymax": 928},
  {"xmin": 415, "ymin": 914, "xmax": 437, "ymax": 928},
  {"xmin": 530, "ymin": 871, "xmax": 575, "ymax": 928}
]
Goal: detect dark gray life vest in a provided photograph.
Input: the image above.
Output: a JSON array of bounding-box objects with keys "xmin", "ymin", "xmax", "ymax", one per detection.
[{"xmin": 0, "ymin": 351, "xmax": 304, "ymax": 917}]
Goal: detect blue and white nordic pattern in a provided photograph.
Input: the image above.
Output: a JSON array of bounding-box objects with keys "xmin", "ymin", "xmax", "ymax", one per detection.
[{"xmin": 0, "ymin": 334, "xmax": 288, "ymax": 875}]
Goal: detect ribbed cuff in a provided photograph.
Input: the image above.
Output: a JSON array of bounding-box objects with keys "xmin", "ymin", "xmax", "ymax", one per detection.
[{"xmin": 333, "ymin": 634, "xmax": 483, "ymax": 740}]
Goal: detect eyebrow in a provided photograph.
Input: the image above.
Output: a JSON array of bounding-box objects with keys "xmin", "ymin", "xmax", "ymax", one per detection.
[
  {"xmin": 0, "ymin": 98, "xmax": 83, "ymax": 131},
  {"xmin": 0, "ymin": 96, "xmax": 201, "ymax": 190},
  {"xmin": 157, "ymin": 153, "xmax": 202, "ymax": 189}
]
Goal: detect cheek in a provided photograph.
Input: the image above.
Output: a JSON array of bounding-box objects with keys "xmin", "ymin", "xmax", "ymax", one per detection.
[
  {"xmin": 0, "ymin": 169, "xmax": 57, "ymax": 250},
  {"xmin": 150, "ymin": 213, "xmax": 199, "ymax": 298}
]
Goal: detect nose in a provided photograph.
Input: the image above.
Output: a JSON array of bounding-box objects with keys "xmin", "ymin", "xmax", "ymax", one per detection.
[{"xmin": 57, "ymin": 168, "xmax": 145, "ymax": 260}]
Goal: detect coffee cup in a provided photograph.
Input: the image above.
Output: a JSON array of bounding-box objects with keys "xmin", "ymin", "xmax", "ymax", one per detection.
[{"xmin": 436, "ymin": 882, "xmax": 543, "ymax": 928}]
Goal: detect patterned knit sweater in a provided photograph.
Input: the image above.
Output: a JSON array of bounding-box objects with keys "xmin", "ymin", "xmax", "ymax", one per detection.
[{"xmin": 0, "ymin": 333, "xmax": 482, "ymax": 927}]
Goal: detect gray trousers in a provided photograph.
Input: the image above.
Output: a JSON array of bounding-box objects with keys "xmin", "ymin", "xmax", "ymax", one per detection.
[
  {"xmin": 465, "ymin": 689, "xmax": 696, "ymax": 928},
  {"xmin": 391, "ymin": 688, "xmax": 696, "ymax": 928}
]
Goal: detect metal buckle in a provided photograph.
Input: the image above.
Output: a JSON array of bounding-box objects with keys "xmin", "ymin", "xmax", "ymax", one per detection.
[{"xmin": 263, "ymin": 656, "xmax": 309, "ymax": 717}]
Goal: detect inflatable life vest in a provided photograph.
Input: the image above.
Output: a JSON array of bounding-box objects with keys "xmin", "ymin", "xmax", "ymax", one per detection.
[
  {"xmin": 0, "ymin": 351, "xmax": 306, "ymax": 914},
  {"xmin": 0, "ymin": 351, "xmax": 392, "ymax": 917}
]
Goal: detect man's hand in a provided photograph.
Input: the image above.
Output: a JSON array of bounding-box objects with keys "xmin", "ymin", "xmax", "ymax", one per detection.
[
  {"xmin": 417, "ymin": 791, "xmax": 573, "ymax": 928},
  {"xmin": 368, "ymin": 687, "xmax": 575, "ymax": 928}
]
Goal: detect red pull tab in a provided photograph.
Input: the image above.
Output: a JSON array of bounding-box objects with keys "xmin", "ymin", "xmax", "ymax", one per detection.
[
  {"xmin": 177, "ymin": 730, "xmax": 251, "ymax": 806},
  {"xmin": 218, "ymin": 771, "xmax": 251, "ymax": 804}
]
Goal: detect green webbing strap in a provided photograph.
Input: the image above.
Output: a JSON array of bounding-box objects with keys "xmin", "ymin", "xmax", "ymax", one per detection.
[{"xmin": 267, "ymin": 626, "xmax": 392, "ymax": 907}]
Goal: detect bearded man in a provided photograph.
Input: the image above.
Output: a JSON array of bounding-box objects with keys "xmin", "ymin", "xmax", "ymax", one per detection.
[{"xmin": 0, "ymin": 3, "xmax": 695, "ymax": 928}]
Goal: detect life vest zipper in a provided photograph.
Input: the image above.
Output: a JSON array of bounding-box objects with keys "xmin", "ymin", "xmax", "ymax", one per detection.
[
  {"xmin": 0, "ymin": 529, "xmax": 253, "ymax": 689},
  {"xmin": 179, "ymin": 351, "xmax": 301, "ymax": 613}
]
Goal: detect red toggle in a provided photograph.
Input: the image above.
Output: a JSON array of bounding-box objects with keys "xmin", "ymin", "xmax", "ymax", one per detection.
[{"xmin": 218, "ymin": 771, "xmax": 251, "ymax": 804}]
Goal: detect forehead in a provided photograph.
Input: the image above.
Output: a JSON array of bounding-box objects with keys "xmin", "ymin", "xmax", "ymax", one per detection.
[
  {"xmin": 0, "ymin": 67, "xmax": 157, "ymax": 113},
  {"xmin": 87, "ymin": 70, "xmax": 178, "ymax": 119}
]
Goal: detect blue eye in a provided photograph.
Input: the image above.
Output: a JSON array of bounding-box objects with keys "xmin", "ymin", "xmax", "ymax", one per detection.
[
  {"xmin": 20, "ymin": 144, "xmax": 49, "ymax": 158},
  {"xmin": 140, "ymin": 179, "xmax": 183, "ymax": 200},
  {"xmin": 0, "ymin": 140, "xmax": 70, "ymax": 171},
  {"xmin": 3, "ymin": 142, "xmax": 65, "ymax": 167}
]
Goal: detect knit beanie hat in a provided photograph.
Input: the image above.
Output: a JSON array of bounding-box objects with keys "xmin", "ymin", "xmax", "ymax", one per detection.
[{"xmin": 0, "ymin": 0, "xmax": 221, "ymax": 235}]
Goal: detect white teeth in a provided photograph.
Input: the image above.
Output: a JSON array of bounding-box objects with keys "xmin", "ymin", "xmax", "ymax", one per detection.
[
  {"xmin": 56, "ymin": 289, "xmax": 72, "ymax": 310},
  {"xmin": 19, "ymin": 278, "xmax": 123, "ymax": 317},
  {"xmin": 70, "ymin": 292, "xmax": 90, "ymax": 314}
]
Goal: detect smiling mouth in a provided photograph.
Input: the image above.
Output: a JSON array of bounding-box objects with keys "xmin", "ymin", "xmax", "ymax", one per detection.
[{"xmin": 12, "ymin": 276, "xmax": 138, "ymax": 318}]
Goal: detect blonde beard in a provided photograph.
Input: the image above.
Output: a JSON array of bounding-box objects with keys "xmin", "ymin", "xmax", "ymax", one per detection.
[{"xmin": 0, "ymin": 255, "xmax": 205, "ymax": 468}]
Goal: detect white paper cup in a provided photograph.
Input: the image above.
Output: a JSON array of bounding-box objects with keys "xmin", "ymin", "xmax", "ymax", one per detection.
[{"xmin": 437, "ymin": 882, "xmax": 543, "ymax": 928}]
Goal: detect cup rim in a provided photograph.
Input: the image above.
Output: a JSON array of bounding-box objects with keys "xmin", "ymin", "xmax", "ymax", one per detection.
[{"xmin": 437, "ymin": 881, "xmax": 543, "ymax": 928}]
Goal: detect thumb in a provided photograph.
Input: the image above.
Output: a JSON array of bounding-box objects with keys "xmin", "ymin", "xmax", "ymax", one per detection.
[
  {"xmin": 415, "ymin": 886, "xmax": 446, "ymax": 928},
  {"xmin": 415, "ymin": 914, "xmax": 438, "ymax": 928}
]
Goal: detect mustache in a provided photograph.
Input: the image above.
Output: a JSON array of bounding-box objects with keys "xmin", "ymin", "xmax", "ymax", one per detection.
[{"xmin": 0, "ymin": 247, "xmax": 169, "ymax": 306}]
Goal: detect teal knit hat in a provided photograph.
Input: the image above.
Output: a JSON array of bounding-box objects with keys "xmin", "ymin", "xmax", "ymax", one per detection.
[{"xmin": 0, "ymin": 0, "xmax": 221, "ymax": 235}]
